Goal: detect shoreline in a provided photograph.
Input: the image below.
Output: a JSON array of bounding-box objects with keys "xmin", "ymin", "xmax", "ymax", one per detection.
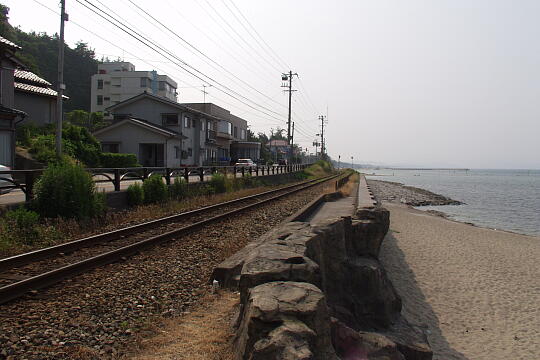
[
  {"xmin": 367, "ymin": 178, "xmax": 538, "ymax": 238},
  {"xmin": 380, "ymin": 203, "xmax": 540, "ymax": 359}
]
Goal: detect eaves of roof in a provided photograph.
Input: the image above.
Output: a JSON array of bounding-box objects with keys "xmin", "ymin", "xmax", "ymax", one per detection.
[
  {"xmin": 14, "ymin": 82, "xmax": 69, "ymax": 99},
  {"xmin": 106, "ymin": 92, "xmax": 224, "ymax": 122},
  {"xmin": 93, "ymin": 117, "xmax": 187, "ymax": 139},
  {"xmin": 0, "ymin": 35, "xmax": 21, "ymax": 51},
  {"xmin": 14, "ymin": 69, "xmax": 51, "ymax": 86}
]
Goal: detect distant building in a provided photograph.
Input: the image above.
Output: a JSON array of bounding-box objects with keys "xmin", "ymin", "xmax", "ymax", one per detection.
[
  {"xmin": 267, "ymin": 139, "xmax": 290, "ymax": 160},
  {"xmin": 90, "ymin": 62, "xmax": 177, "ymax": 114},
  {"xmin": 0, "ymin": 36, "xmax": 26, "ymax": 168},
  {"xmin": 182, "ymin": 103, "xmax": 255, "ymax": 164}
]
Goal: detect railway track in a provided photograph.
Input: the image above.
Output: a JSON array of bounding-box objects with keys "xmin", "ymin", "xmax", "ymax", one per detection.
[{"xmin": 0, "ymin": 174, "xmax": 341, "ymax": 304}]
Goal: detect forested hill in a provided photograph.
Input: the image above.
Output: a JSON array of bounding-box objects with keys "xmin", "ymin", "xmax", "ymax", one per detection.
[{"xmin": 1, "ymin": 3, "xmax": 97, "ymax": 111}]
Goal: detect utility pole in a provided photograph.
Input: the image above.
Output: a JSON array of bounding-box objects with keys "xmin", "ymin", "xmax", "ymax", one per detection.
[
  {"xmin": 291, "ymin": 122, "xmax": 295, "ymax": 163},
  {"xmin": 338, "ymin": 155, "xmax": 341, "ymax": 170},
  {"xmin": 281, "ymin": 71, "xmax": 298, "ymax": 160},
  {"xmin": 319, "ymin": 115, "xmax": 326, "ymax": 157},
  {"xmin": 313, "ymin": 139, "xmax": 319, "ymax": 159},
  {"xmin": 56, "ymin": 0, "xmax": 67, "ymax": 158},
  {"xmin": 202, "ymin": 84, "xmax": 211, "ymax": 103}
]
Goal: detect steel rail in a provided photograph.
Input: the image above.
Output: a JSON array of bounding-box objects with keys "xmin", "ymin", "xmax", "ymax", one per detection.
[
  {"xmin": 0, "ymin": 174, "xmax": 341, "ymax": 304},
  {"xmin": 0, "ymin": 176, "xmax": 330, "ymax": 273}
]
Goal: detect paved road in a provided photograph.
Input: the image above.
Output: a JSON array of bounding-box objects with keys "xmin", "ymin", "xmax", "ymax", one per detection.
[{"xmin": 0, "ymin": 171, "xmax": 278, "ymax": 207}]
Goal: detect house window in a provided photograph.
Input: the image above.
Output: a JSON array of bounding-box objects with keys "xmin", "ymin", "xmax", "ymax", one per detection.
[
  {"xmin": 159, "ymin": 81, "xmax": 166, "ymax": 91},
  {"xmin": 241, "ymin": 129, "xmax": 246, "ymax": 140},
  {"xmin": 97, "ymin": 95, "xmax": 103, "ymax": 105},
  {"xmin": 102, "ymin": 143, "xmax": 119, "ymax": 153},
  {"xmin": 174, "ymin": 146, "xmax": 180, "ymax": 159},
  {"xmin": 97, "ymin": 79, "xmax": 103, "ymax": 89},
  {"xmin": 201, "ymin": 120, "xmax": 206, "ymax": 132},
  {"xmin": 188, "ymin": 147, "xmax": 193, "ymax": 157},
  {"xmin": 184, "ymin": 116, "xmax": 191, "ymax": 128},
  {"xmin": 234, "ymin": 126, "xmax": 238, "ymax": 138},
  {"xmin": 162, "ymin": 113, "xmax": 178, "ymax": 126},
  {"xmin": 140, "ymin": 77, "xmax": 148, "ymax": 87}
]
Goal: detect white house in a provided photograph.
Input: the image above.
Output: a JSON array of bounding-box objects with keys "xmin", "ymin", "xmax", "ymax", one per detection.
[{"xmin": 93, "ymin": 93, "xmax": 221, "ymax": 167}]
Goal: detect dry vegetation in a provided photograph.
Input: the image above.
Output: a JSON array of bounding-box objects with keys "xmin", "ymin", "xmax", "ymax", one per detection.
[
  {"xmin": 338, "ymin": 171, "xmax": 359, "ymax": 197},
  {"xmin": 128, "ymin": 291, "xmax": 238, "ymax": 360}
]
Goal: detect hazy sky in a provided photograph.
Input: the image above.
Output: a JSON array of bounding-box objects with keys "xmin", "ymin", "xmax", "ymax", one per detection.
[{"xmin": 5, "ymin": 0, "xmax": 540, "ymax": 169}]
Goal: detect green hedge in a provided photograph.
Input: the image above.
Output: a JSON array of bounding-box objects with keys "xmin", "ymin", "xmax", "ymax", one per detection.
[{"xmin": 100, "ymin": 153, "xmax": 138, "ymax": 168}]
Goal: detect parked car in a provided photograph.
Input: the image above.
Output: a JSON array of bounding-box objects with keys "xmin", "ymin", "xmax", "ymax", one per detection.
[
  {"xmin": 234, "ymin": 159, "xmax": 255, "ymax": 168},
  {"xmin": 0, "ymin": 165, "xmax": 13, "ymax": 195},
  {"xmin": 278, "ymin": 159, "xmax": 288, "ymax": 166}
]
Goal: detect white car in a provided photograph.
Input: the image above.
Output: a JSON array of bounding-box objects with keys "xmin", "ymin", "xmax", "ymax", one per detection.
[
  {"xmin": 0, "ymin": 165, "xmax": 13, "ymax": 195},
  {"xmin": 234, "ymin": 159, "xmax": 255, "ymax": 168}
]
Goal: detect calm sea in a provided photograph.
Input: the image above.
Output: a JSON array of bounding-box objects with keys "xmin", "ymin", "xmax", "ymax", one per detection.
[{"xmin": 365, "ymin": 169, "xmax": 540, "ymax": 237}]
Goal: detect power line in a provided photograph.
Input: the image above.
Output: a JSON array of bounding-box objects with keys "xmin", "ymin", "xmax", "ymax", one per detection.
[
  {"xmin": 75, "ymin": 0, "xmax": 286, "ymax": 122},
  {"xmin": 123, "ymin": 0, "xmax": 290, "ymax": 115},
  {"xmin": 201, "ymin": 0, "xmax": 282, "ymax": 74},
  {"xmin": 30, "ymin": 0, "xmax": 289, "ymax": 130},
  {"xmin": 226, "ymin": 0, "xmax": 290, "ymax": 70}
]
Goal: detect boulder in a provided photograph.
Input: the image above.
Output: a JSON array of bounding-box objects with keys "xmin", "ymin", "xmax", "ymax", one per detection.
[
  {"xmin": 351, "ymin": 207, "xmax": 390, "ymax": 259},
  {"xmin": 238, "ymin": 243, "xmax": 321, "ymax": 302},
  {"xmin": 212, "ymin": 222, "xmax": 311, "ymax": 288},
  {"xmin": 344, "ymin": 257, "xmax": 402, "ymax": 330},
  {"xmin": 235, "ymin": 281, "xmax": 337, "ymax": 360},
  {"xmin": 331, "ymin": 318, "xmax": 405, "ymax": 360}
]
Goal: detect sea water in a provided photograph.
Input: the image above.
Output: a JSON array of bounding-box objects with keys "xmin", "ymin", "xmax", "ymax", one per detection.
[{"xmin": 365, "ymin": 169, "xmax": 540, "ymax": 237}]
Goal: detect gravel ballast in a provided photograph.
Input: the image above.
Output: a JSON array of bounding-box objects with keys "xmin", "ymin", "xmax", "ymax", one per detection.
[{"xmin": 0, "ymin": 183, "xmax": 329, "ymax": 359}]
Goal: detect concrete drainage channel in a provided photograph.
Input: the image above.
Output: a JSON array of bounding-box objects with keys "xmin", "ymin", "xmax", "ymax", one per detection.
[
  {"xmin": 0, "ymin": 174, "xmax": 343, "ymax": 305},
  {"xmin": 212, "ymin": 174, "xmax": 434, "ymax": 360}
]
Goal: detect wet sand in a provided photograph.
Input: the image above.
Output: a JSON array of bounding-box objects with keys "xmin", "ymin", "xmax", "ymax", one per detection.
[{"xmin": 380, "ymin": 203, "xmax": 539, "ymax": 360}]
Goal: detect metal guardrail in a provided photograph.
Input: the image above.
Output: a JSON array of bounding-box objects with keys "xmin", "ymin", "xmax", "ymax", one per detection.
[{"xmin": 0, "ymin": 164, "xmax": 313, "ymax": 202}]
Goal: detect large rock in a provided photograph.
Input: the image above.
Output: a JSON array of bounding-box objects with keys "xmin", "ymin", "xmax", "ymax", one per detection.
[
  {"xmin": 306, "ymin": 216, "xmax": 401, "ymax": 330},
  {"xmin": 344, "ymin": 257, "xmax": 402, "ymax": 330},
  {"xmin": 331, "ymin": 318, "xmax": 405, "ymax": 360},
  {"xmin": 235, "ymin": 281, "xmax": 337, "ymax": 360},
  {"xmin": 238, "ymin": 243, "xmax": 321, "ymax": 303},
  {"xmin": 350, "ymin": 207, "xmax": 390, "ymax": 259},
  {"xmin": 212, "ymin": 222, "xmax": 311, "ymax": 288}
]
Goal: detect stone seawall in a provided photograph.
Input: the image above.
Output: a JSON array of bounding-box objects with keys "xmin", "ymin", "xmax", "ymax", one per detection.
[{"xmin": 213, "ymin": 194, "xmax": 433, "ymax": 359}]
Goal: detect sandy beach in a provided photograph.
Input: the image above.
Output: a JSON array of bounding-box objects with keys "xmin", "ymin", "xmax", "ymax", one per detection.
[{"xmin": 380, "ymin": 203, "xmax": 539, "ymax": 360}]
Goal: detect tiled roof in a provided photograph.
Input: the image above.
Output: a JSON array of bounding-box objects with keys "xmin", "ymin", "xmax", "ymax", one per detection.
[
  {"xmin": 14, "ymin": 69, "xmax": 51, "ymax": 86},
  {"xmin": 0, "ymin": 35, "xmax": 21, "ymax": 50},
  {"xmin": 14, "ymin": 82, "xmax": 69, "ymax": 99}
]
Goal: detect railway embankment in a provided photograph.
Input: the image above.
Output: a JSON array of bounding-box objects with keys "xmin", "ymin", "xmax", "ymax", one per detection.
[{"xmin": 213, "ymin": 175, "xmax": 433, "ymax": 359}]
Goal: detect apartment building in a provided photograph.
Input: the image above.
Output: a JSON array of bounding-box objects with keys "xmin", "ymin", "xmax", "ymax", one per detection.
[{"xmin": 90, "ymin": 62, "xmax": 177, "ymax": 113}]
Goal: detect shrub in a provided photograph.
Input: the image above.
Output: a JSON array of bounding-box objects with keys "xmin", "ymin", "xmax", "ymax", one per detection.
[
  {"xmin": 209, "ymin": 173, "xmax": 227, "ymax": 194},
  {"xmin": 142, "ymin": 175, "xmax": 168, "ymax": 204},
  {"xmin": 170, "ymin": 177, "xmax": 188, "ymax": 200},
  {"xmin": 126, "ymin": 183, "xmax": 144, "ymax": 206},
  {"xmin": 33, "ymin": 160, "xmax": 105, "ymax": 219},
  {"xmin": 100, "ymin": 153, "xmax": 138, "ymax": 168}
]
